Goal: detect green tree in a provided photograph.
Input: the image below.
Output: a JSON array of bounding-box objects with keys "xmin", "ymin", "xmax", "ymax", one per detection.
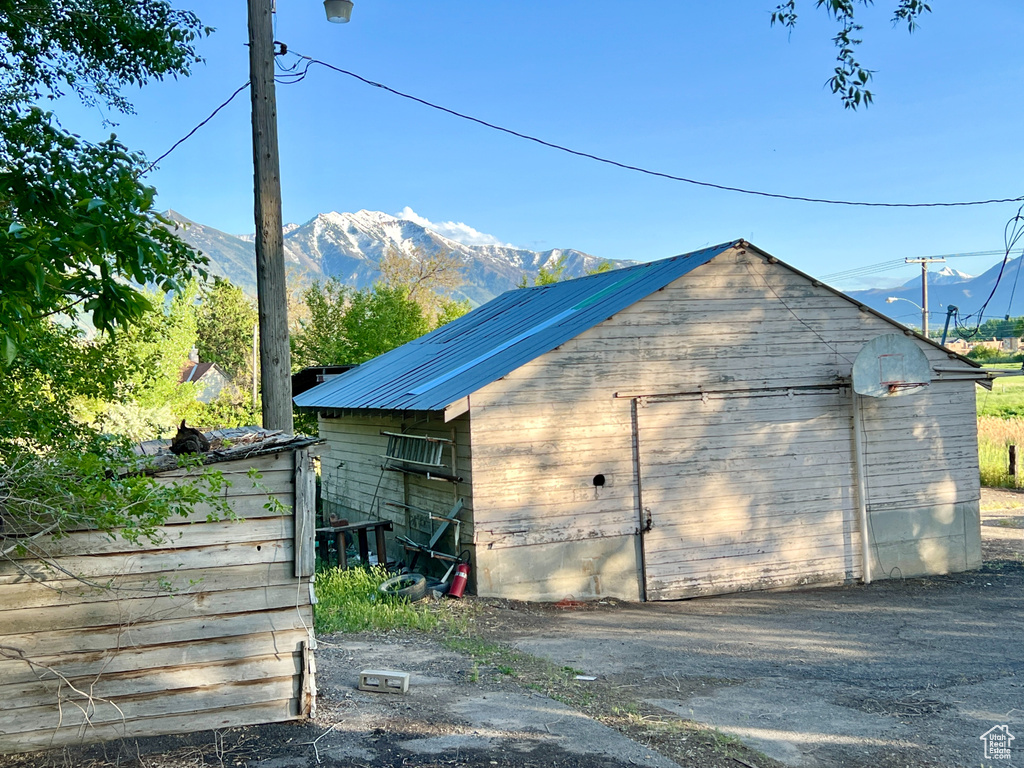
[
  {"xmin": 519, "ymin": 255, "xmax": 614, "ymax": 287},
  {"xmin": 950, "ymin": 317, "xmax": 1024, "ymax": 342},
  {"xmin": 0, "ymin": 320, "xmax": 112, "ymax": 449},
  {"xmin": 379, "ymin": 247, "xmax": 468, "ymax": 326},
  {"xmin": 77, "ymin": 285, "xmax": 201, "ymax": 441},
  {"xmin": 0, "ymin": 4, "xmax": 235, "ymax": 570},
  {"xmin": 292, "ymin": 280, "xmax": 431, "ymax": 368},
  {"xmin": 519, "ymin": 254, "xmax": 569, "ymax": 288},
  {"xmin": 771, "ymin": 0, "xmax": 931, "ymax": 109},
  {"xmin": 197, "ymin": 277, "xmax": 258, "ymax": 379},
  {"xmin": 0, "ymin": 1, "xmax": 210, "ymax": 361}
]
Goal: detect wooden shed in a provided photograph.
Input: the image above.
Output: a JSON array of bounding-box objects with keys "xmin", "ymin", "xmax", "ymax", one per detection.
[
  {"xmin": 295, "ymin": 241, "xmax": 986, "ymax": 602},
  {"xmin": 0, "ymin": 428, "xmax": 319, "ymax": 753}
]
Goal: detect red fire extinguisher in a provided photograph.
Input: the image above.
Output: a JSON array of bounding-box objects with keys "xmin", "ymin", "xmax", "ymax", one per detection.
[{"xmin": 448, "ymin": 553, "xmax": 471, "ymax": 598}]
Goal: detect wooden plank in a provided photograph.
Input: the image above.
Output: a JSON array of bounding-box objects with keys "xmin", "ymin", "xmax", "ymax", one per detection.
[
  {"xmin": 0, "ymin": 606, "xmax": 312, "ymax": 660},
  {"xmin": 152, "ymin": 450, "xmax": 294, "ymax": 479},
  {"xmin": 0, "ymin": 539, "xmax": 292, "ymax": 584},
  {"xmin": 647, "ymin": 555, "xmax": 860, "ymax": 600},
  {"xmin": 1, "ymin": 652, "xmax": 302, "ymax": 711},
  {"xmin": 476, "ymin": 522, "xmax": 637, "ymax": 549},
  {"xmin": 644, "ymin": 529, "xmax": 861, "ymax": 569},
  {"xmin": 0, "ymin": 676, "xmax": 299, "ymax": 735},
  {"xmin": 0, "ymin": 583, "xmax": 311, "ymax": 635},
  {"xmin": 0, "ymin": 698, "xmax": 299, "ymax": 754},
  {"xmin": 294, "ymin": 448, "xmax": 315, "ymax": 578},
  {"xmin": 646, "ymin": 502, "xmax": 858, "ymax": 535},
  {"xmin": 473, "ymin": 501, "xmax": 638, "ymax": 532},
  {"xmin": 172, "ymin": 492, "xmax": 295, "ymax": 524},
  {"xmin": 0, "ymin": 628, "xmax": 310, "ymax": 687},
  {"xmin": 0, "ymin": 562, "xmax": 300, "ymax": 613},
  {"xmin": 473, "ymin": 484, "xmax": 634, "ymax": 515},
  {"xmin": 4, "ymin": 518, "xmax": 294, "ymax": 560}
]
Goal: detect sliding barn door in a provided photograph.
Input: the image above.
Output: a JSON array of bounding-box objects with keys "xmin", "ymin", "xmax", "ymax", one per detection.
[{"xmin": 637, "ymin": 390, "xmax": 862, "ymax": 600}]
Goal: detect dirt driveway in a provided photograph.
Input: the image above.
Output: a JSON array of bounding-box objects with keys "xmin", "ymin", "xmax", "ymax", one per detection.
[
  {"xmin": 490, "ymin": 488, "xmax": 1024, "ymax": 767},
  {"xmin": 3, "ymin": 490, "xmax": 1022, "ymax": 768}
]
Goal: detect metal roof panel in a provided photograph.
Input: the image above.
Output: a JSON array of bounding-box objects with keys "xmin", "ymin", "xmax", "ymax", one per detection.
[{"xmin": 293, "ymin": 241, "xmax": 740, "ymax": 412}]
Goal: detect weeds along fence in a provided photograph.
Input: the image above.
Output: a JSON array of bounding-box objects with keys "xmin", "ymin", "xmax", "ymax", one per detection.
[{"xmin": 0, "ymin": 433, "xmax": 320, "ymax": 754}]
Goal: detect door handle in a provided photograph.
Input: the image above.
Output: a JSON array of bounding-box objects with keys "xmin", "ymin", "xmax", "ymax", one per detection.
[{"xmin": 643, "ymin": 508, "xmax": 653, "ymax": 533}]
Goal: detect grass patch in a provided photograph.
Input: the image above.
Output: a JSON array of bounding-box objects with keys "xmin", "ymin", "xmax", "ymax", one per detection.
[
  {"xmin": 313, "ymin": 565, "xmax": 470, "ymax": 634},
  {"xmin": 978, "ymin": 370, "xmax": 1024, "ymax": 419},
  {"xmin": 977, "ymin": 416, "xmax": 1024, "ymax": 488}
]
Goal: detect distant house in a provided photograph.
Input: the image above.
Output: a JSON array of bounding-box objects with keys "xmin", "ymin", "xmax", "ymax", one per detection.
[
  {"xmin": 943, "ymin": 338, "xmax": 972, "ymax": 355},
  {"xmin": 295, "ymin": 240, "xmax": 986, "ymax": 602},
  {"xmin": 179, "ymin": 348, "xmax": 230, "ymax": 403}
]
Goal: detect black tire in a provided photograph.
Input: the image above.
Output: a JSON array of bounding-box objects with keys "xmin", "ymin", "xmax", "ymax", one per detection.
[{"xmin": 379, "ymin": 573, "xmax": 428, "ymax": 602}]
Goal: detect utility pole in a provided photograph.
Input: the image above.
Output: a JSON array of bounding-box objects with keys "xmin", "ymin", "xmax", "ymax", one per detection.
[
  {"xmin": 905, "ymin": 257, "xmax": 946, "ymax": 339},
  {"xmin": 247, "ymin": 0, "xmax": 294, "ymax": 432}
]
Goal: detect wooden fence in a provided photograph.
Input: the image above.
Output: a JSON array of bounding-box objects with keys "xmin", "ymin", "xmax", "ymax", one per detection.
[{"xmin": 0, "ymin": 439, "xmax": 318, "ymax": 754}]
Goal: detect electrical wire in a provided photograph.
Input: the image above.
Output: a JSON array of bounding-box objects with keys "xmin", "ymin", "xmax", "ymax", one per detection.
[
  {"xmin": 820, "ymin": 250, "xmax": 1003, "ymax": 284},
  {"xmin": 284, "ymin": 48, "xmax": 1023, "ymax": 210},
  {"xmin": 952, "ymin": 205, "xmax": 1024, "ymax": 339},
  {"xmin": 143, "ymin": 81, "xmax": 250, "ymax": 174}
]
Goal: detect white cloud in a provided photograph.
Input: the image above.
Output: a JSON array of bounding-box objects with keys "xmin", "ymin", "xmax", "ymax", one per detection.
[{"xmin": 395, "ymin": 206, "xmax": 514, "ymax": 248}]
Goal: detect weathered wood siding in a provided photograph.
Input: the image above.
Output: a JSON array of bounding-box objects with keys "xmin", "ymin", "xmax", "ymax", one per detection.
[
  {"xmin": 319, "ymin": 413, "xmax": 472, "ymax": 566},
  {"xmin": 637, "ymin": 388, "xmax": 861, "ymax": 600},
  {"xmin": 858, "ymin": 385, "xmax": 982, "ymax": 576},
  {"xmin": 470, "ymin": 247, "xmax": 980, "ymax": 599},
  {"xmin": 0, "ymin": 449, "xmax": 315, "ymax": 753}
]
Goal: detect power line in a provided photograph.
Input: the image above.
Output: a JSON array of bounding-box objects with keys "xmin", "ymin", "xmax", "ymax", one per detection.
[
  {"xmin": 144, "ymin": 81, "xmax": 250, "ymax": 174},
  {"xmin": 286, "ymin": 48, "xmax": 1023, "ymax": 210},
  {"xmin": 821, "ymin": 249, "xmax": 1007, "ymax": 283}
]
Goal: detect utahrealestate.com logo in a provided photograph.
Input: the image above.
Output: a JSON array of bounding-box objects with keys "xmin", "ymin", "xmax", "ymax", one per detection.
[{"xmin": 980, "ymin": 725, "xmax": 1015, "ymax": 761}]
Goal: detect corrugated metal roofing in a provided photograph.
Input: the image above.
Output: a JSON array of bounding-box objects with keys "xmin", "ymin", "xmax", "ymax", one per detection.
[{"xmin": 293, "ymin": 241, "xmax": 740, "ymax": 413}]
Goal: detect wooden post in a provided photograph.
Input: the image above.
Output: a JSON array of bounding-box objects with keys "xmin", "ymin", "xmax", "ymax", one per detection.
[
  {"xmin": 247, "ymin": 0, "xmax": 294, "ymax": 432},
  {"xmin": 1010, "ymin": 444, "xmax": 1017, "ymax": 479},
  {"xmin": 294, "ymin": 448, "xmax": 316, "ymax": 578}
]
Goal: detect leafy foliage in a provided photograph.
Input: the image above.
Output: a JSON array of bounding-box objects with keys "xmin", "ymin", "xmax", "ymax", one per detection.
[
  {"xmin": 74, "ymin": 285, "xmax": 200, "ymax": 440},
  {"xmin": 293, "ymin": 248, "xmax": 470, "ymax": 370},
  {"xmin": 0, "ymin": 447, "xmax": 228, "ymax": 558},
  {"xmin": 293, "ymin": 280, "xmax": 431, "ymax": 368},
  {"xmin": 948, "ymin": 316, "xmax": 1024, "ymax": 342},
  {"xmin": 379, "ymin": 247, "xmax": 468, "ymax": 326},
  {"xmin": 0, "ymin": 320, "xmax": 112, "ymax": 449},
  {"xmin": 0, "ymin": 1, "xmax": 211, "ymax": 360},
  {"xmin": 771, "ymin": 0, "xmax": 931, "ymax": 109},
  {"xmin": 0, "ymin": 0, "xmax": 208, "ymax": 111},
  {"xmin": 967, "ymin": 345, "xmax": 1002, "ymax": 362},
  {"xmin": 0, "ymin": 4, "xmax": 248, "ymax": 567},
  {"xmin": 196, "ymin": 277, "xmax": 258, "ymax": 379},
  {"xmin": 519, "ymin": 254, "xmax": 569, "ymax": 288},
  {"xmin": 519, "ymin": 255, "xmax": 614, "ymax": 288}
]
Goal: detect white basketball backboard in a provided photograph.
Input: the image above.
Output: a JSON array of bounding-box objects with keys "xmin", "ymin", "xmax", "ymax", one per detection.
[{"xmin": 852, "ymin": 334, "xmax": 932, "ymax": 397}]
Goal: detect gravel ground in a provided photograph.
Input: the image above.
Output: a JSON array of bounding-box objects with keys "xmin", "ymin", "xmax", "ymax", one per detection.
[{"xmin": 2, "ymin": 488, "xmax": 1021, "ymax": 768}]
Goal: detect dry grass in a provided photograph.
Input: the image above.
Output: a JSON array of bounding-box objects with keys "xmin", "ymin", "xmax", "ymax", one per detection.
[{"xmin": 978, "ymin": 416, "xmax": 1024, "ymax": 488}]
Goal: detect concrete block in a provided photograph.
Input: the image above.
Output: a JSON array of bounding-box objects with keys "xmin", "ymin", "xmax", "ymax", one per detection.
[{"xmin": 358, "ymin": 669, "xmax": 410, "ymax": 694}]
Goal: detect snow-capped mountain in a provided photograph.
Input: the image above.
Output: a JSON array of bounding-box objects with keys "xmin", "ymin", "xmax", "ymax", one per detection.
[
  {"xmin": 166, "ymin": 209, "xmax": 623, "ymax": 305},
  {"xmin": 892, "ymin": 265, "xmax": 975, "ymax": 290},
  {"xmin": 931, "ymin": 266, "xmax": 974, "ymax": 285},
  {"xmin": 845, "ymin": 258, "xmax": 1024, "ymax": 323}
]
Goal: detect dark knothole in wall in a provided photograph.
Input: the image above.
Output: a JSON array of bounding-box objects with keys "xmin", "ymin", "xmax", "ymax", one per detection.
[{"xmin": 593, "ymin": 474, "xmax": 606, "ymax": 487}]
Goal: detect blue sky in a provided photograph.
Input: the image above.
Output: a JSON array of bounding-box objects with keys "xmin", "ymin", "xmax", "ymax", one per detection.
[{"xmin": 59, "ymin": 2, "xmax": 1024, "ymax": 293}]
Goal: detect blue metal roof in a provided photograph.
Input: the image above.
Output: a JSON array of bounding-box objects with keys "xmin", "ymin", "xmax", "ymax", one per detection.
[{"xmin": 293, "ymin": 241, "xmax": 741, "ymax": 413}]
